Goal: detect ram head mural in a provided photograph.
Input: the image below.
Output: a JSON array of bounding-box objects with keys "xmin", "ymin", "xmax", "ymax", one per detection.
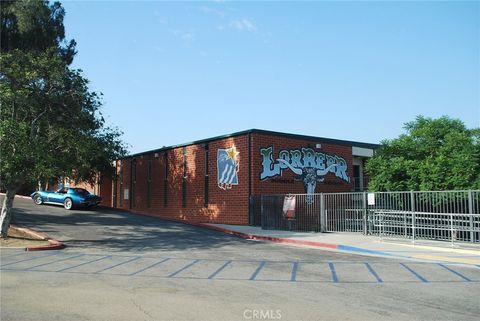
[{"xmin": 277, "ymin": 159, "xmax": 337, "ymax": 203}]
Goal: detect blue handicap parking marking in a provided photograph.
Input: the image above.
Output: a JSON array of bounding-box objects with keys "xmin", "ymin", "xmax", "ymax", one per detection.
[
  {"xmin": 293, "ymin": 262, "xmax": 332, "ymax": 282},
  {"xmin": 213, "ymin": 260, "xmax": 263, "ymax": 281},
  {"xmin": 328, "ymin": 262, "xmax": 339, "ymax": 283},
  {"xmin": 168, "ymin": 259, "xmax": 232, "ymax": 279},
  {"xmin": 437, "ymin": 264, "xmax": 472, "ymax": 282},
  {"xmin": 167, "ymin": 259, "xmax": 201, "ymax": 278},
  {"xmin": 94, "ymin": 256, "xmax": 162, "ymax": 275},
  {"xmin": 0, "ymin": 251, "xmax": 61, "ymax": 269},
  {"xmin": 441, "ymin": 264, "xmax": 480, "ymax": 282},
  {"xmin": 366, "ymin": 263, "xmax": 424, "ymax": 283},
  {"xmin": 134, "ymin": 258, "xmax": 199, "ymax": 278},
  {"xmin": 364, "ymin": 262, "xmax": 383, "ymax": 283},
  {"xmin": 252, "ymin": 261, "xmax": 295, "ymax": 282},
  {"xmin": 0, "ymin": 250, "xmax": 29, "ymax": 260},
  {"xmin": 208, "ymin": 260, "xmax": 232, "ymax": 279},
  {"xmin": 24, "ymin": 253, "xmax": 86, "ymax": 271},
  {"xmin": 290, "ymin": 262, "xmax": 299, "ymax": 282},
  {"xmin": 57, "ymin": 255, "xmax": 112, "ymax": 272},
  {"xmin": 2, "ymin": 250, "xmax": 479, "ymax": 285},
  {"xmin": 95, "ymin": 256, "xmax": 142, "ymax": 274},
  {"xmin": 129, "ymin": 258, "xmax": 171, "ymax": 276},
  {"xmin": 331, "ymin": 262, "xmax": 376, "ymax": 283},
  {"xmin": 249, "ymin": 261, "xmax": 266, "ymax": 281},
  {"xmin": 400, "ymin": 263, "xmax": 428, "ymax": 283}
]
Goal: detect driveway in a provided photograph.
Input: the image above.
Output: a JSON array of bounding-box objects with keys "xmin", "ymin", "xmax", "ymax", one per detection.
[{"xmin": 1, "ymin": 197, "xmax": 479, "ymax": 321}]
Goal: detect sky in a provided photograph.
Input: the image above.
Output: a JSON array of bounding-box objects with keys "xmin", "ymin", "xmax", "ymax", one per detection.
[{"xmin": 61, "ymin": 0, "xmax": 480, "ymax": 154}]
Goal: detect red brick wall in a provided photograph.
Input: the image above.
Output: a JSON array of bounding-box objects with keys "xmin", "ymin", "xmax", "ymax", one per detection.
[
  {"xmin": 250, "ymin": 133, "xmax": 354, "ymax": 196},
  {"xmin": 101, "ymin": 132, "xmax": 356, "ymax": 225},
  {"xmin": 110, "ymin": 136, "xmax": 249, "ymax": 225}
]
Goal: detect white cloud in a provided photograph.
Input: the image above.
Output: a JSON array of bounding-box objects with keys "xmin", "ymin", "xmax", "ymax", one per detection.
[
  {"xmin": 172, "ymin": 29, "xmax": 195, "ymax": 44},
  {"xmin": 200, "ymin": 6, "xmax": 226, "ymax": 18},
  {"xmin": 230, "ymin": 18, "xmax": 257, "ymax": 32}
]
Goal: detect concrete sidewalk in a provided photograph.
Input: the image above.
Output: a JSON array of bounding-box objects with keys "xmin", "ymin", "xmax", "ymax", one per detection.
[{"xmin": 205, "ymin": 223, "xmax": 480, "ymax": 266}]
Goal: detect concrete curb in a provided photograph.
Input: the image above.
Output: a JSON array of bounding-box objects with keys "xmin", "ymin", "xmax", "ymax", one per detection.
[
  {"xmin": 10, "ymin": 225, "xmax": 65, "ymax": 251},
  {"xmin": 124, "ymin": 209, "xmax": 342, "ymax": 251}
]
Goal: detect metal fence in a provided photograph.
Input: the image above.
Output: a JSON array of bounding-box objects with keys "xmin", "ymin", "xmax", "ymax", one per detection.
[{"xmin": 252, "ymin": 190, "xmax": 480, "ymax": 244}]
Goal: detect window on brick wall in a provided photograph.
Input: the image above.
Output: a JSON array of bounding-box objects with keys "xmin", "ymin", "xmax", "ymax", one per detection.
[
  {"xmin": 182, "ymin": 146, "xmax": 187, "ymax": 208},
  {"xmin": 204, "ymin": 144, "xmax": 209, "ymax": 207}
]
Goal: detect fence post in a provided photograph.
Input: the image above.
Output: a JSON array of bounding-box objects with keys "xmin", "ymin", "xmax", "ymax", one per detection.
[
  {"xmin": 410, "ymin": 191, "xmax": 415, "ymax": 244},
  {"xmin": 468, "ymin": 190, "xmax": 474, "ymax": 243},
  {"xmin": 363, "ymin": 192, "xmax": 367, "ymax": 235},
  {"xmin": 320, "ymin": 193, "xmax": 325, "ymax": 232},
  {"xmin": 451, "ymin": 213, "xmax": 455, "ymax": 247}
]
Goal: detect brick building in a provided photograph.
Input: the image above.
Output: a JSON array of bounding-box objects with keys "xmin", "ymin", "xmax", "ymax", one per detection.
[{"xmin": 97, "ymin": 129, "xmax": 378, "ymax": 225}]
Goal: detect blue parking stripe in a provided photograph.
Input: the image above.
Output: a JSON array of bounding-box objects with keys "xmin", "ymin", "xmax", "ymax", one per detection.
[
  {"xmin": 25, "ymin": 254, "xmax": 86, "ymax": 270},
  {"xmin": 57, "ymin": 255, "xmax": 112, "ymax": 272},
  {"xmin": 328, "ymin": 262, "xmax": 338, "ymax": 283},
  {"xmin": 129, "ymin": 258, "xmax": 170, "ymax": 276},
  {"xmin": 400, "ymin": 263, "xmax": 428, "ymax": 283},
  {"xmin": 290, "ymin": 262, "xmax": 299, "ymax": 282},
  {"xmin": 1, "ymin": 251, "xmax": 28, "ymax": 259},
  {"xmin": 438, "ymin": 264, "xmax": 472, "ymax": 282},
  {"xmin": 208, "ymin": 260, "xmax": 232, "ymax": 279},
  {"xmin": 94, "ymin": 256, "xmax": 141, "ymax": 273},
  {"xmin": 364, "ymin": 262, "xmax": 383, "ymax": 283},
  {"xmin": 167, "ymin": 259, "xmax": 201, "ymax": 278},
  {"xmin": 0, "ymin": 252, "xmax": 60, "ymax": 268},
  {"xmin": 249, "ymin": 261, "xmax": 266, "ymax": 281}
]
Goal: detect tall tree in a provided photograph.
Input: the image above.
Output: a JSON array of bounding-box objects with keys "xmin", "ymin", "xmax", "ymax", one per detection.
[
  {"xmin": 365, "ymin": 116, "xmax": 480, "ymax": 191},
  {"xmin": 0, "ymin": 0, "xmax": 126, "ymax": 238}
]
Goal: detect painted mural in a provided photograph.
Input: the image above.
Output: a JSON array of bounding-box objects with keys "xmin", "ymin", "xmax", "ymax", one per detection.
[
  {"xmin": 260, "ymin": 146, "xmax": 350, "ymax": 196},
  {"xmin": 217, "ymin": 145, "xmax": 240, "ymax": 190}
]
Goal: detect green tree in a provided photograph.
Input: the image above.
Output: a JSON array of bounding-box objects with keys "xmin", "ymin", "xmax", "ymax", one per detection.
[
  {"xmin": 0, "ymin": 0, "xmax": 126, "ymax": 238},
  {"xmin": 365, "ymin": 116, "xmax": 480, "ymax": 192}
]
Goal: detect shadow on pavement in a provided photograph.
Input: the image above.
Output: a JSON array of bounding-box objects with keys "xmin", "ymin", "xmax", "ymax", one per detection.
[{"xmin": 10, "ymin": 205, "xmax": 254, "ymax": 252}]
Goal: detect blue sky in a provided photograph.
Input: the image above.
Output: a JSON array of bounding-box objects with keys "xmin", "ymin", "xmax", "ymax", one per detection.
[{"xmin": 62, "ymin": 1, "xmax": 480, "ymax": 154}]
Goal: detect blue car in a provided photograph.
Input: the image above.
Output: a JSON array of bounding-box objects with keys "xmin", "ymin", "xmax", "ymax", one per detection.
[{"xmin": 31, "ymin": 187, "xmax": 102, "ymax": 210}]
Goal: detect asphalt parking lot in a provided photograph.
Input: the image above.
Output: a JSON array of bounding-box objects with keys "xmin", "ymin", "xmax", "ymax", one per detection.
[{"xmin": 1, "ymin": 197, "xmax": 480, "ymax": 321}]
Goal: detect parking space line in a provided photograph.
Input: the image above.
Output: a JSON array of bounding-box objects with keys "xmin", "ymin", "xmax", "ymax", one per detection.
[
  {"xmin": 249, "ymin": 261, "xmax": 266, "ymax": 281},
  {"xmin": 167, "ymin": 259, "xmax": 201, "ymax": 278},
  {"xmin": 0, "ymin": 252, "xmax": 60, "ymax": 268},
  {"xmin": 290, "ymin": 262, "xmax": 299, "ymax": 282},
  {"xmin": 94, "ymin": 256, "xmax": 141, "ymax": 273},
  {"xmin": 437, "ymin": 264, "xmax": 472, "ymax": 282},
  {"xmin": 129, "ymin": 258, "xmax": 170, "ymax": 276},
  {"xmin": 25, "ymin": 254, "xmax": 86, "ymax": 271},
  {"xmin": 1, "ymin": 251, "xmax": 29, "ymax": 259},
  {"xmin": 208, "ymin": 260, "xmax": 232, "ymax": 279},
  {"xmin": 400, "ymin": 263, "xmax": 428, "ymax": 283},
  {"xmin": 57, "ymin": 255, "xmax": 112, "ymax": 272},
  {"xmin": 328, "ymin": 262, "xmax": 338, "ymax": 283},
  {"xmin": 364, "ymin": 262, "xmax": 383, "ymax": 283}
]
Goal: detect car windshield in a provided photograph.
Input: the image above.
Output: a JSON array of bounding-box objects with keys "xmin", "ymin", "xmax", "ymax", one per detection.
[{"xmin": 73, "ymin": 188, "xmax": 90, "ymax": 195}]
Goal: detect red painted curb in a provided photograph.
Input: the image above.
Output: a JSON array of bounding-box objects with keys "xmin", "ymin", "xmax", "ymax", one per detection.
[
  {"xmin": 10, "ymin": 225, "xmax": 65, "ymax": 251},
  {"xmin": 116, "ymin": 208, "xmax": 340, "ymax": 251}
]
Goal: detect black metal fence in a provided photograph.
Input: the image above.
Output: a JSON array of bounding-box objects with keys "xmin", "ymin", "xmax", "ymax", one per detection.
[{"xmin": 251, "ymin": 190, "xmax": 480, "ymax": 244}]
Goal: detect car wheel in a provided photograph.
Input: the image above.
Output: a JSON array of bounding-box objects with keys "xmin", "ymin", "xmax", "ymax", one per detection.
[
  {"xmin": 64, "ymin": 198, "xmax": 73, "ymax": 210},
  {"xmin": 33, "ymin": 194, "xmax": 43, "ymax": 205}
]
